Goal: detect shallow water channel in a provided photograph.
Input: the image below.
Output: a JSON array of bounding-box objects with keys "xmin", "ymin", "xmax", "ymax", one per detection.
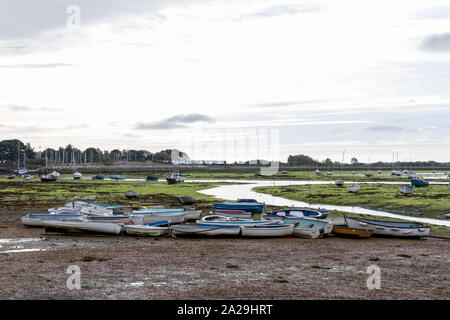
[{"xmin": 196, "ymin": 179, "xmax": 450, "ymax": 227}]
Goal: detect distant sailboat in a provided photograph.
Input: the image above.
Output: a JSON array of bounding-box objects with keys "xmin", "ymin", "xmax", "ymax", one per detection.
[{"xmin": 335, "ymin": 150, "xmax": 345, "ymax": 187}]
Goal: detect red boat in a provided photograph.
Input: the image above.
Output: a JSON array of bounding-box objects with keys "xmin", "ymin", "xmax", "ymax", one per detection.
[{"xmin": 166, "ymin": 171, "xmax": 185, "ymax": 184}]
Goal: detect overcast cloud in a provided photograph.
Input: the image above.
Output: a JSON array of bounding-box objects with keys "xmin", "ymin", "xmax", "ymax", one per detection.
[{"xmin": 0, "ymin": 0, "xmax": 449, "ymax": 162}]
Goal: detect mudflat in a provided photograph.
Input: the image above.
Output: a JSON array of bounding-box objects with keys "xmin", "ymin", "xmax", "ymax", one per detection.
[{"xmin": 0, "ymin": 208, "xmax": 448, "ymax": 300}]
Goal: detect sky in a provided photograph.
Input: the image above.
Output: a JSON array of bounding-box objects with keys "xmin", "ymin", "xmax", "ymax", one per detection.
[{"xmin": 1, "ymin": 0, "xmax": 450, "ymax": 163}]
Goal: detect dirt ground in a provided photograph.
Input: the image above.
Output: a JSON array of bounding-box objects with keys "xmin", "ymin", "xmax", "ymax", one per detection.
[{"xmin": 0, "ymin": 206, "xmax": 449, "ymax": 300}]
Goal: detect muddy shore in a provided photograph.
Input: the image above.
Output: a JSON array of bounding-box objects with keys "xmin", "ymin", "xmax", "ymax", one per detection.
[{"xmin": 0, "ymin": 204, "xmax": 449, "ymax": 300}]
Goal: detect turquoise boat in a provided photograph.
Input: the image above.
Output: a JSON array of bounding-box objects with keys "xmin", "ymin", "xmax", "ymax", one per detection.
[
  {"xmin": 410, "ymin": 177, "xmax": 429, "ymax": 187},
  {"xmin": 110, "ymin": 175, "xmax": 125, "ymax": 180}
]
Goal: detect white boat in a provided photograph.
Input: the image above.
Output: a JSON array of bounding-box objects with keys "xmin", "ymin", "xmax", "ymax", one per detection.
[
  {"xmin": 80, "ymin": 206, "xmax": 114, "ymax": 216},
  {"xmin": 214, "ymin": 209, "xmax": 253, "ymax": 219},
  {"xmin": 125, "ymin": 221, "xmax": 170, "ymax": 236},
  {"xmin": 197, "ymin": 215, "xmax": 279, "ymax": 227},
  {"xmin": 399, "ymin": 185, "xmax": 414, "ymax": 195},
  {"xmin": 184, "ymin": 210, "xmax": 202, "ymax": 221},
  {"xmin": 171, "ymin": 224, "xmax": 241, "ymax": 237},
  {"xmin": 240, "ymin": 223, "xmax": 295, "ymax": 237},
  {"xmin": 21, "ymin": 214, "xmax": 83, "ymax": 227},
  {"xmin": 292, "ymin": 226, "xmax": 321, "ymax": 239},
  {"xmin": 73, "ymin": 172, "xmax": 82, "ymax": 179},
  {"xmin": 48, "ymin": 207, "xmax": 81, "ymax": 215},
  {"xmin": 344, "ymin": 216, "xmax": 430, "ymax": 238},
  {"xmin": 130, "ymin": 211, "xmax": 187, "ymax": 224},
  {"xmin": 335, "ymin": 179, "xmax": 344, "ymax": 187},
  {"xmin": 42, "ymin": 220, "xmax": 123, "ymax": 235},
  {"xmin": 327, "ymin": 171, "xmax": 333, "ymax": 176},
  {"xmin": 347, "ymin": 184, "xmax": 360, "ymax": 193},
  {"xmin": 49, "ymin": 171, "xmax": 60, "ymax": 177}
]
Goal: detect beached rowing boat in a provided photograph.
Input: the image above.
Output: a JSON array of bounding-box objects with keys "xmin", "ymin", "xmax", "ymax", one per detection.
[
  {"xmin": 332, "ymin": 225, "xmax": 373, "ymax": 238},
  {"xmin": 42, "ymin": 220, "xmax": 123, "ymax": 235},
  {"xmin": 279, "ymin": 217, "xmax": 333, "ymax": 235},
  {"xmin": 171, "ymin": 224, "xmax": 241, "ymax": 237},
  {"xmin": 130, "ymin": 211, "xmax": 187, "ymax": 224},
  {"xmin": 344, "ymin": 216, "xmax": 430, "ymax": 238},
  {"xmin": 263, "ymin": 208, "xmax": 328, "ymax": 219},
  {"xmin": 21, "ymin": 213, "xmax": 83, "ymax": 227},
  {"xmin": 214, "ymin": 209, "xmax": 253, "ymax": 219},
  {"xmin": 240, "ymin": 223, "xmax": 295, "ymax": 237},
  {"xmin": 125, "ymin": 220, "xmax": 170, "ymax": 236},
  {"xmin": 214, "ymin": 199, "xmax": 264, "ymax": 214},
  {"xmin": 178, "ymin": 196, "xmax": 198, "ymax": 205},
  {"xmin": 197, "ymin": 215, "xmax": 279, "ymax": 228}
]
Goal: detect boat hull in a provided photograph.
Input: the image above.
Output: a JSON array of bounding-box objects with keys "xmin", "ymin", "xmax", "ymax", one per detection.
[
  {"xmin": 241, "ymin": 224, "xmax": 295, "ymax": 237},
  {"xmin": 214, "ymin": 202, "xmax": 264, "ymax": 214},
  {"xmin": 125, "ymin": 225, "xmax": 169, "ymax": 236},
  {"xmin": 292, "ymin": 226, "xmax": 321, "ymax": 238},
  {"xmin": 179, "ymin": 196, "xmax": 198, "ymax": 205},
  {"xmin": 332, "ymin": 225, "xmax": 373, "ymax": 238},
  {"xmin": 42, "ymin": 220, "xmax": 123, "ymax": 235},
  {"xmin": 171, "ymin": 225, "xmax": 241, "ymax": 237},
  {"xmin": 345, "ymin": 216, "xmax": 430, "ymax": 238}
]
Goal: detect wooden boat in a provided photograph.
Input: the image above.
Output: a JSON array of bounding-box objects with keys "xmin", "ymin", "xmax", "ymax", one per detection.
[
  {"xmin": 178, "ymin": 196, "xmax": 198, "ymax": 205},
  {"xmin": 214, "ymin": 200, "xmax": 265, "ymax": 214},
  {"xmin": 125, "ymin": 220, "xmax": 170, "ymax": 236},
  {"xmin": 73, "ymin": 172, "xmax": 82, "ymax": 180},
  {"xmin": 347, "ymin": 184, "xmax": 360, "ymax": 193},
  {"xmin": 146, "ymin": 175, "xmax": 159, "ymax": 181},
  {"xmin": 332, "ymin": 224, "xmax": 373, "ymax": 238},
  {"xmin": 40, "ymin": 175, "xmax": 57, "ymax": 182},
  {"xmin": 410, "ymin": 177, "xmax": 429, "ymax": 187},
  {"xmin": 214, "ymin": 209, "xmax": 253, "ymax": 219},
  {"xmin": 171, "ymin": 224, "xmax": 241, "ymax": 237},
  {"xmin": 263, "ymin": 208, "xmax": 327, "ymax": 219},
  {"xmin": 124, "ymin": 190, "xmax": 139, "ymax": 199},
  {"xmin": 130, "ymin": 211, "xmax": 187, "ymax": 224},
  {"xmin": 335, "ymin": 179, "xmax": 345, "ymax": 187},
  {"xmin": 344, "ymin": 216, "xmax": 430, "ymax": 238},
  {"xmin": 21, "ymin": 213, "xmax": 83, "ymax": 227},
  {"xmin": 92, "ymin": 174, "xmax": 104, "ymax": 180},
  {"xmin": 42, "ymin": 220, "xmax": 123, "ymax": 235},
  {"xmin": 241, "ymin": 223, "xmax": 295, "ymax": 237},
  {"xmin": 400, "ymin": 185, "xmax": 414, "ymax": 196},
  {"xmin": 197, "ymin": 215, "xmax": 280, "ymax": 228}
]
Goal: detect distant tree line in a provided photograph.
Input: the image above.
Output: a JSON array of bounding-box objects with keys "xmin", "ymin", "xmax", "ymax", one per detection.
[
  {"xmin": 0, "ymin": 139, "xmax": 173, "ymax": 167},
  {"xmin": 287, "ymin": 153, "xmax": 449, "ymax": 167}
]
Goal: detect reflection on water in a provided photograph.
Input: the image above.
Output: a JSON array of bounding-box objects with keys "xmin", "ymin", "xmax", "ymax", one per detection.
[{"xmin": 198, "ymin": 180, "xmax": 450, "ymax": 227}]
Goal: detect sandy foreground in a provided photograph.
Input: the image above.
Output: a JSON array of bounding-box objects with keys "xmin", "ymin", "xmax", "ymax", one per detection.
[{"xmin": 0, "ymin": 208, "xmax": 449, "ymax": 300}]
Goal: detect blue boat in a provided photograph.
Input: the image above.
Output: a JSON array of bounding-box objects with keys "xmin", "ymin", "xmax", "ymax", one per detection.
[
  {"xmin": 214, "ymin": 200, "xmax": 265, "ymax": 214},
  {"xmin": 92, "ymin": 174, "xmax": 104, "ymax": 180},
  {"xmin": 110, "ymin": 175, "xmax": 125, "ymax": 180},
  {"xmin": 263, "ymin": 208, "xmax": 328, "ymax": 219},
  {"xmin": 410, "ymin": 177, "xmax": 429, "ymax": 187},
  {"xmin": 146, "ymin": 175, "xmax": 159, "ymax": 181}
]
